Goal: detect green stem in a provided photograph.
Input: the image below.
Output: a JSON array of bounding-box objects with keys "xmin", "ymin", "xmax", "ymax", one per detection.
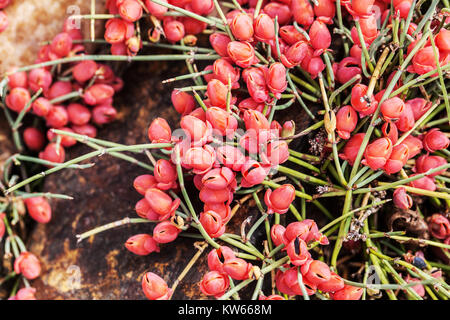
[{"xmin": 6, "ymin": 143, "xmax": 172, "ymax": 194}]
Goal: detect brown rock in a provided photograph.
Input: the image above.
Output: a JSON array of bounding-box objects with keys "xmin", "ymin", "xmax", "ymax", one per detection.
[{"xmin": 0, "ymin": 0, "xmax": 105, "ymax": 74}]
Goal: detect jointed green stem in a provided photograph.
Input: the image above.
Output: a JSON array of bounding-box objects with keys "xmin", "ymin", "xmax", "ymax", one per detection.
[{"xmin": 6, "ymin": 143, "xmax": 172, "ymax": 194}]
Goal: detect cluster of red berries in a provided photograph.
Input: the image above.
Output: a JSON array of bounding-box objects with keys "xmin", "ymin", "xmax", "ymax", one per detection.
[
  {"xmin": 128, "ymin": 106, "xmax": 293, "ymax": 255},
  {"xmin": 199, "ymin": 219, "xmax": 363, "ymax": 300},
  {"xmin": 105, "ymin": 0, "xmax": 212, "ymax": 55},
  {"xmin": 120, "ymin": 0, "xmax": 450, "ymax": 301},
  {"xmin": 130, "ymin": 107, "xmax": 362, "ymax": 300},
  {"xmin": 270, "ymin": 220, "xmax": 363, "ymax": 300},
  {"xmin": 340, "ymin": 117, "xmax": 449, "ymax": 211},
  {"xmin": 6, "ymin": 18, "xmax": 122, "ymax": 165},
  {"xmin": 5, "ymin": 20, "xmax": 124, "ymax": 227},
  {"xmin": 332, "ymin": 2, "xmax": 449, "ymax": 201},
  {"xmin": 0, "ymin": 0, "xmax": 11, "ymax": 33},
  {"xmin": 104, "ymin": 0, "xmax": 145, "ymax": 55}
]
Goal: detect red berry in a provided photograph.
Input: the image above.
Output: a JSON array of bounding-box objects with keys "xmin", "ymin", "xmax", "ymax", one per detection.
[
  {"xmin": 133, "ymin": 175, "xmax": 157, "ymax": 195},
  {"xmin": 339, "ymin": 133, "xmax": 365, "ymax": 165},
  {"xmin": 209, "ymin": 33, "xmax": 231, "ymax": 57},
  {"xmin": 266, "ymin": 62, "xmax": 287, "ymax": 99},
  {"xmin": 428, "ymin": 214, "xmax": 450, "ymax": 239},
  {"xmin": 380, "ymin": 97, "xmax": 405, "ymax": 121},
  {"xmin": 314, "ymin": 0, "xmax": 336, "ymax": 19},
  {"xmin": 7, "ymin": 69, "xmax": 28, "ymax": 89},
  {"xmin": 154, "ymin": 159, "xmax": 177, "ymax": 190},
  {"xmin": 271, "ymin": 224, "xmax": 288, "ymax": 247},
  {"xmin": 253, "ymin": 13, "xmax": 275, "ymax": 43},
  {"xmin": 351, "ymin": 84, "xmax": 377, "ymax": 116},
  {"xmin": 309, "ymin": 19, "xmax": 331, "ymax": 51},
  {"xmin": 199, "ymin": 186, "xmax": 233, "ymax": 204},
  {"xmin": 213, "ymin": 58, "xmax": 240, "ymax": 89},
  {"xmin": 206, "ymin": 107, "xmax": 238, "ymax": 137},
  {"xmin": 200, "ymin": 271, "xmax": 229, "ymax": 297},
  {"xmin": 46, "ymin": 105, "xmax": 69, "ymax": 128},
  {"xmin": 423, "ymin": 128, "xmax": 449, "ymax": 153},
  {"xmin": 71, "ymin": 124, "xmax": 97, "ymax": 138},
  {"xmin": 407, "ymin": 98, "xmax": 432, "ymax": 121},
  {"xmin": 436, "ymin": 28, "xmax": 450, "ymax": 52},
  {"xmin": 125, "ymin": 234, "xmax": 159, "ymax": 255},
  {"xmin": 317, "ymin": 272, "xmax": 345, "ymax": 293},
  {"xmin": 23, "ymin": 127, "xmax": 45, "ymax": 151},
  {"xmin": 92, "ymin": 104, "xmax": 117, "ymax": 125},
  {"xmin": 280, "ymin": 40, "xmax": 309, "ymax": 68},
  {"xmin": 291, "ymin": 0, "xmax": 314, "ymax": 27},
  {"xmin": 28, "ymin": 68, "xmax": 52, "ymax": 92},
  {"xmin": 207, "ymin": 246, "xmax": 236, "ymax": 273},
  {"xmin": 0, "ymin": 0, "xmax": 10, "ymax": 9},
  {"xmin": 402, "ymin": 135, "xmax": 423, "ymax": 159},
  {"xmin": 32, "ymin": 97, "xmax": 52, "ymax": 117},
  {"xmin": 5, "ymin": 87, "xmax": 31, "ymax": 112},
  {"xmin": 393, "ymin": 187, "xmax": 413, "ymax": 210},
  {"xmin": 73, "ymin": 60, "xmax": 97, "ymax": 83},
  {"xmin": 363, "ymin": 137, "xmax": 393, "ymax": 170},
  {"xmin": 14, "ymin": 252, "xmax": 41, "ymax": 280},
  {"xmin": 148, "ymin": 117, "xmax": 172, "ymax": 144},
  {"xmin": 303, "ymin": 260, "xmax": 331, "ymax": 285},
  {"xmin": 286, "ymin": 237, "xmax": 311, "ymax": 266},
  {"xmin": 395, "ymin": 102, "xmax": 415, "ymax": 132},
  {"xmin": 163, "ymin": 19, "xmax": 185, "ymax": 43},
  {"xmin": 223, "ymin": 258, "xmax": 252, "ymax": 280},
  {"xmin": 46, "ymin": 81, "xmax": 72, "ymax": 100},
  {"xmin": 152, "ymin": 221, "xmax": 180, "ymax": 244},
  {"xmin": 47, "ymin": 127, "xmax": 77, "ymax": 147},
  {"xmin": 227, "ymin": 41, "xmax": 257, "ymax": 68},
  {"xmin": 190, "ymin": 0, "xmax": 214, "ymax": 15},
  {"xmin": 243, "ymin": 67, "xmax": 269, "ymax": 103},
  {"xmin": 336, "ymin": 105, "xmax": 358, "ymax": 140},
  {"xmin": 24, "ymin": 197, "xmax": 52, "ymax": 224},
  {"xmin": 381, "ymin": 121, "xmax": 398, "ymax": 144},
  {"xmin": 216, "ymin": 145, "xmax": 245, "ymax": 171},
  {"xmin": 415, "ymin": 155, "xmax": 447, "ymax": 177},
  {"xmin": 411, "ymin": 46, "xmax": 438, "ymax": 75},
  {"xmin": 180, "ymin": 115, "xmax": 212, "ymax": 147},
  {"xmin": 206, "ymin": 79, "xmax": 229, "ymax": 109},
  {"xmin": 336, "ymin": 57, "xmax": 361, "ymax": 84},
  {"xmin": 67, "ymin": 103, "xmax": 91, "ymax": 125},
  {"xmin": 118, "ymin": 0, "xmax": 143, "ymax": 22},
  {"xmin": 264, "ymin": 184, "xmax": 295, "ymax": 214},
  {"xmin": 240, "ymin": 159, "xmax": 267, "ymax": 187},
  {"xmin": 332, "ymin": 285, "xmax": 363, "ymax": 300},
  {"xmin": 145, "ymin": 188, "xmax": 180, "ymax": 220},
  {"xmin": 10, "ymin": 287, "xmax": 37, "ymax": 300},
  {"xmin": 408, "ymin": 174, "xmax": 436, "ymax": 192},
  {"xmin": 144, "ymin": 0, "xmax": 168, "ymax": 19},
  {"xmin": 264, "ymin": 2, "xmax": 291, "ymax": 25},
  {"xmin": 39, "ymin": 143, "xmax": 65, "ymax": 164},
  {"xmin": 383, "ymin": 143, "xmax": 409, "ymax": 174},
  {"xmin": 171, "ymin": 89, "xmax": 195, "ymax": 115},
  {"xmin": 104, "ymin": 18, "xmax": 134, "ymax": 44},
  {"xmin": 50, "ymin": 32, "xmax": 73, "ymax": 57},
  {"xmin": 141, "ymin": 272, "xmax": 172, "ymax": 300},
  {"xmin": 200, "ymin": 210, "xmax": 225, "ymax": 238},
  {"xmin": 230, "ymin": 12, "xmax": 254, "ymax": 41}
]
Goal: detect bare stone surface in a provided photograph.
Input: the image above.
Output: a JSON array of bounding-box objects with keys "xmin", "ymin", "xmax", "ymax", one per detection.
[{"xmin": 0, "ymin": 0, "xmax": 105, "ymax": 74}]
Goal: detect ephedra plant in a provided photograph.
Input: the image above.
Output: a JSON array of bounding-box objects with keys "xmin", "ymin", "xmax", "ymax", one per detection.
[{"xmin": 1, "ymin": 0, "xmax": 450, "ymax": 300}]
